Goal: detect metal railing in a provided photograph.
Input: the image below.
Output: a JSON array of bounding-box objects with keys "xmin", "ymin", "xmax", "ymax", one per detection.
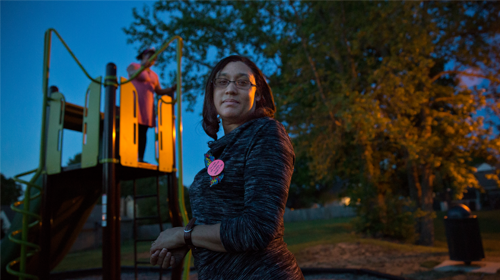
[{"xmin": 7, "ymin": 28, "xmax": 190, "ymax": 280}]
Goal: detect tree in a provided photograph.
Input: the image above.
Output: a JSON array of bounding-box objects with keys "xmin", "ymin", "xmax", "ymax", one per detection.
[
  {"xmin": 67, "ymin": 153, "xmax": 81, "ymax": 165},
  {"xmin": 124, "ymin": 1, "xmax": 500, "ymax": 245},
  {"xmin": 357, "ymin": 2, "xmax": 500, "ymax": 244},
  {"xmin": 1, "ymin": 174, "xmax": 23, "ymax": 206}
]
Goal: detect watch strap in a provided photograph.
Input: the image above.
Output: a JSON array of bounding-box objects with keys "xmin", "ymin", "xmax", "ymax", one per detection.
[{"xmin": 184, "ymin": 218, "xmax": 197, "ymax": 247}]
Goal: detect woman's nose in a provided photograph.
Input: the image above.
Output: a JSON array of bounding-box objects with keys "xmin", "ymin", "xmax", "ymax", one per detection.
[{"xmin": 225, "ymin": 82, "xmax": 238, "ymax": 94}]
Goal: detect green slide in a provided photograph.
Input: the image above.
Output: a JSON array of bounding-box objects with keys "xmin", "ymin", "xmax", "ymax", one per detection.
[{"xmin": 1, "ymin": 170, "xmax": 102, "ymax": 279}]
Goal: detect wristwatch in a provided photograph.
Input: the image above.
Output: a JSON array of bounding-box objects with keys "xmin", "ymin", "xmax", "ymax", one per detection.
[{"xmin": 184, "ymin": 218, "xmax": 197, "ymax": 248}]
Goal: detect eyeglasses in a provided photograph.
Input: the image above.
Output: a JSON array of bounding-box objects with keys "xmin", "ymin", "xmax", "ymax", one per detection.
[{"xmin": 213, "ymin": 78, "xmax": 256, "ymax": 90}]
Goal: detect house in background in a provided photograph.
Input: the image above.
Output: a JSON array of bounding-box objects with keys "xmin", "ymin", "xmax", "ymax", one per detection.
[
  {"xmin": 455, "ymin": 163, "xmax": 500, "ymax": 211},
  {"xmin": 1, "ymin": 205, "xmax": 15, "ymax": 239},
  {"xmin": 475, "ymin": 163, "xmax": 500, "ymax": 209}
]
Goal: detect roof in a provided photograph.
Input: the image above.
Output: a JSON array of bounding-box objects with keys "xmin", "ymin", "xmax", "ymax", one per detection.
[{"xmin": 476, "ymin": 163, "xmax": 495, "ymax": 172}]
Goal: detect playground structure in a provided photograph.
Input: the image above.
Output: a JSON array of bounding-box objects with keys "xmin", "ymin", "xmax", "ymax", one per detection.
[{"xmin": 1, "ymin": 29, "xmax": 190, "ymax": 280}]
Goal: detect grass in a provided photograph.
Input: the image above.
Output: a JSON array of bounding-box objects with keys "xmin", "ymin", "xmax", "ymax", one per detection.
[
  {"xmin": 283, "ymin": 217, "xmax": 357, "ymax": 254},
  {"xmin": 53, "ymin": 240, "xmax": 152, "ymax": 272},
  {"xmin": 54, "ymin": 209, "xmax": 500, "ymax": 272}
]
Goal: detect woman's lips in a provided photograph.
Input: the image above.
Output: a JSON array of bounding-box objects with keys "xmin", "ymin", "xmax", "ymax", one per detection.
[{"xmin": 222, "ymin": 99, "xmax": 239, "ymax": 104}]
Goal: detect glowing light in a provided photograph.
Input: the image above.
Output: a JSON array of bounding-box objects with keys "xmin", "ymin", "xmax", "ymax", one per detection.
[{"xmin": 341, "ymin": 197, "xmax": 351, "ymax": 206}]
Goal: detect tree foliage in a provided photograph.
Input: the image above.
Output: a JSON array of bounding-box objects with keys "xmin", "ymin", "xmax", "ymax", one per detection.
[
  {"xmin": 1, "ymin": 174, "xmax": 22, "ymax": 206},
  {"xmin": 67, "ymin": 153, "xmax": 81, "ymax": 165},
  {"xmin": 124, "ymin": 1, "xmax": 500, "ymax": 245}
]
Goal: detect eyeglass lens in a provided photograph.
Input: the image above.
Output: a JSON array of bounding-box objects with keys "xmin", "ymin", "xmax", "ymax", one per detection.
[{"xmin": 214, "ymin": 78, "xmax": 253, "ymax": 89}]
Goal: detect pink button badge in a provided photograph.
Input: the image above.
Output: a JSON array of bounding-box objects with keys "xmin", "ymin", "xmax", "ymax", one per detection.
[{"xmin": 207, "ymin": 159, "xmax": 224, "ymax": 176}]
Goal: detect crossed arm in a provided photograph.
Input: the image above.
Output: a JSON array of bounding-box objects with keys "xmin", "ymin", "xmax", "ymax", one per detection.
[
  {"xmin": 150, "ymin": 121, "xmax": 295, "ymax": 269},
  {"xmin": 149, "ymin": 223, "xmax": 226, "ymax": 268}
]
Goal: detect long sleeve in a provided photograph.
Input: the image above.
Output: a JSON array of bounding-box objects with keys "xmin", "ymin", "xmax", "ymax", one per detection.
[
  {"xmin": 219, "ymin": 121, "xmax": 295, "ymax": 252},
  {"xmin": 189, "ymin": 117, "xmax": 303, "ymax": 279}
]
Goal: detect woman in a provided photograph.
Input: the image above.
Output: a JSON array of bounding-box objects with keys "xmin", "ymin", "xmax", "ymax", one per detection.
[
  {"xmin": 150, "ymin": 55, "xmax": 304, "ymax": 279},
  {"xmin": 127, "ymin": 47, "xmax": 176, "ymax": 162}
]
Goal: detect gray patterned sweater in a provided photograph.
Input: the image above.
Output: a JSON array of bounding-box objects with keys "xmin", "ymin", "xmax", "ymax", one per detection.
[{"xmin": 189, "ymin": 117, "xmax": 304, "ymax": 280}]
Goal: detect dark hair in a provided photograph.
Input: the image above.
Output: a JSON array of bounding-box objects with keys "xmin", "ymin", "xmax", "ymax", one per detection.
[
  {"xmin": 136, "ymin": 48, "xmax": 155, "ymax": 60},
  {"xmin": 202, "ymin": 55, "xmax": 276, "ymax": 140}
]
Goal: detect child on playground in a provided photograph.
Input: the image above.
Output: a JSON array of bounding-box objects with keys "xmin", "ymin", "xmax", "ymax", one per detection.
[{"xmin": 127, "ymin": 47, "xmax": 176, "ymax": 162}]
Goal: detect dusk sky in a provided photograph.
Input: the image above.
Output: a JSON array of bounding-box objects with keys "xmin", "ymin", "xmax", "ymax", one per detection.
[
  {"xmin": 1, "ymin": 1, "xmax": 496, "ymax": 190},
  {"xmin": 1, "ymin": 1, "xmax": 215, "ymax": 187}
]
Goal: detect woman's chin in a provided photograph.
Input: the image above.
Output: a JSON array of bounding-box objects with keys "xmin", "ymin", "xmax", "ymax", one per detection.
[
  {"xmin": 221, "ymin": 114, "xmax": 252, "ymax": 123},
  {"xmin": 220, "ymin": 111, "xmax": 241, "ymax": 120}
]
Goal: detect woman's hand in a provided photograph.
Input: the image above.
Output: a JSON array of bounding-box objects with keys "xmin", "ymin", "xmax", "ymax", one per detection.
[
  {"xmin": 150, "ymin": 246, "xmax": 190, "ymax": 268},
  {"xmin": 150, "ymin": 227, "xmax": 185, "ymax": 252},
  {"xmin": 169, "ymin": 84, "xmax": 177, "ymax": 92},
  {"xmin": 155, "ymin": 83, "xmax": 177, "ymax": 97}
]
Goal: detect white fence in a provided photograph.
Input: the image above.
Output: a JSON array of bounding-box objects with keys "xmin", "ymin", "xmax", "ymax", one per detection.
[{"xmin": 283, "ymin": 205, "xmax": 356, "ymax": 223}]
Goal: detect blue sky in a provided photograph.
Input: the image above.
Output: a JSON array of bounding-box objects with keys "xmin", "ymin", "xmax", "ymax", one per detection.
[
  {"xmin": 1, "ymin": 1, "xmax": 498, "ymax": 191},
  {"xmin": 1, "ymin": 1, "xmax": 213, "ymax": 187}
]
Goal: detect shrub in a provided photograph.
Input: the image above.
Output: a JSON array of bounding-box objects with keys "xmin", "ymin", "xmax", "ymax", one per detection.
[{"xmin": 349, "ymin": 184, "xmax": 418, "ymax": 243}]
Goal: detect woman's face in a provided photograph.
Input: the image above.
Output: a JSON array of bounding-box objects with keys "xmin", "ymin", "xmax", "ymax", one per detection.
[
  {"xmin": 213, "ymin": 61, "xmax": 261, "ymax": 124},
  {"xmin": 141, "ymin": 52, "xmax": 155, "ymax": 67}
]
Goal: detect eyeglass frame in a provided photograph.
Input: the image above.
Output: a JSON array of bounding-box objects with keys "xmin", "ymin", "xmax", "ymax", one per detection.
[{"xmin": 212, "ymin": 78, "xmax": 257, "ymax": 90}]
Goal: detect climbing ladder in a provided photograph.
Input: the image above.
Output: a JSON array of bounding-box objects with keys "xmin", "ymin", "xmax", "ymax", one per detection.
[
  {"xmin": 132, "ymin": 175, "xmax": 164, "ymax": 279},
  {"xmin": 123, "ymin": 90, "xmax": 174, "ymax": 279}
]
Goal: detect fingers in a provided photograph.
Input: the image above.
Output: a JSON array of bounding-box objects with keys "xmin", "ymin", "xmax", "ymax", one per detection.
[
  {"xmin": 150, "ymin": 234, "xmax": 163, "ymax": 253},
  {"xmin": 151, "ymin": 248, "xmax": 168, "ymax": 266},
  {"xmin": 151, "ymin": 247, "xmax": 189, "ymax": 268},
  {"xmin": 150, "ymin": 241, "xmax": 158, "ymax": 254},
  {"xmin": 156, "ymin": 248, "xmax": 168, "ymax": 267},
  {"xmin": 150, "ymin": 250, "xmax": 160, "ymax": 265},
  {"xmin": 162, "ymin": 250, "xmax": 172, "ymax": 269}
]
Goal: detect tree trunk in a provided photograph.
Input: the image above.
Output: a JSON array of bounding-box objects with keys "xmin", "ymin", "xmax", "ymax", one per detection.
[
  {"xmin": 407, "ymin": 159, "xmax": 422, "ymax": 205},
  {"xmin": 419, "ymin": 164, "xmax": 435, "ymax": 246},
  {"xmin": 378, "ymin": 192, "xmax": 387, "ymax": 234},
  {"xmin": 406, "ymin": 158, "xmax": 423, "ymax": 240}
]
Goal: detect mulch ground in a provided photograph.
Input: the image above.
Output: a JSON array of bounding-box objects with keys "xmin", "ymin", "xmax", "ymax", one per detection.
[
  {"xmin": 65, "ymin": 242, "xmax": 500, "ymax": 280},
  {"xmin": 295, "ymin": 242, "xmax": 500, "ymax": 280}
]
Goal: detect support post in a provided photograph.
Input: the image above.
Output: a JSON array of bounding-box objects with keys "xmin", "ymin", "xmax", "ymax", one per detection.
[
  {"xmin": 168, "ymin": 104, "xmax": 183, "ymax": 280},
  {"xmin": 102, "ymin": 63, "xmax": 120, "ymax": 280},
  {"xmin": 38, "ymin": 85, "xmax": 59, "ymax": 279},
  {"xmin": 169, "ymin": 174, "xmax": 184, "ymax": 280}
]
